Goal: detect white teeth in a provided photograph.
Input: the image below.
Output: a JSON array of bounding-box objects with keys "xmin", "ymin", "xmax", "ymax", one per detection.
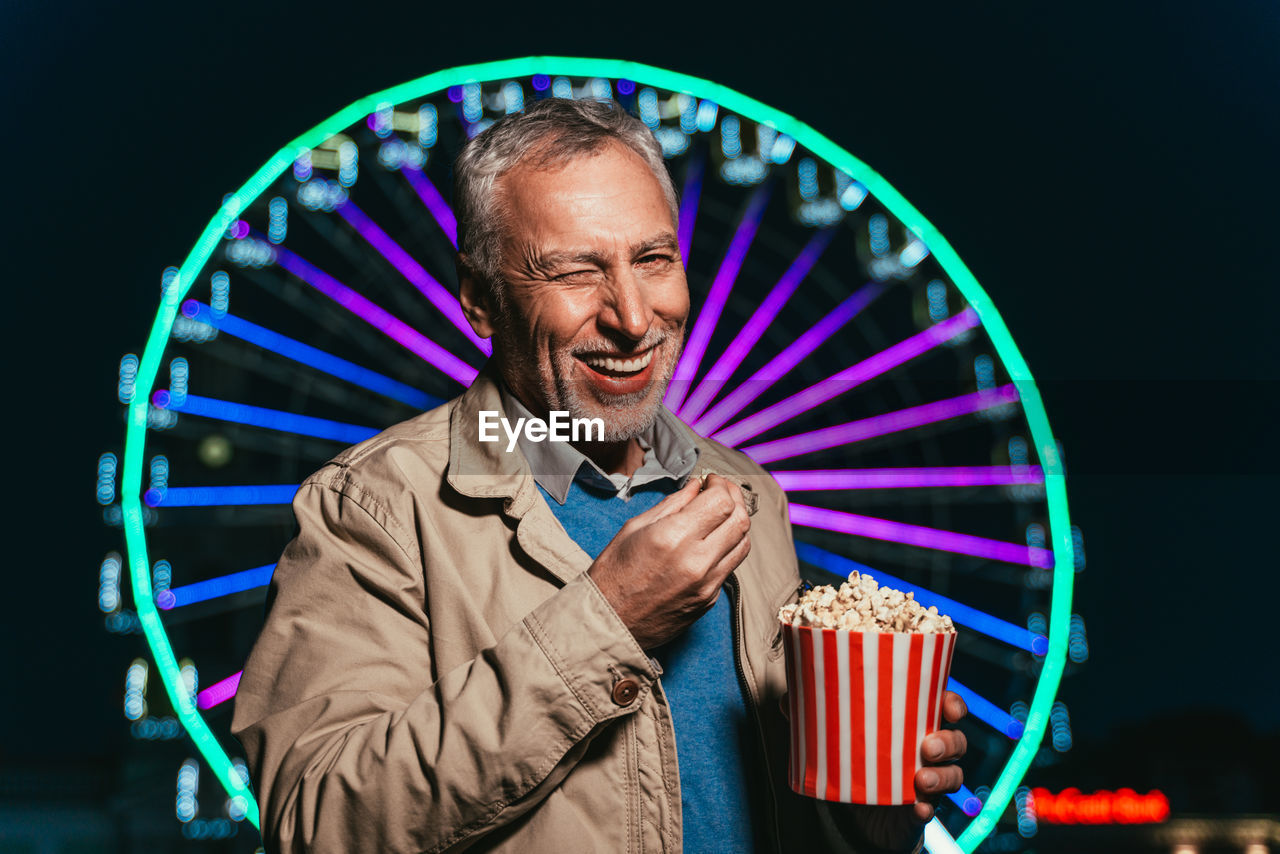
[{"xmin": 584, "ymin": 350, "xmax": 653, "ymax": 373}]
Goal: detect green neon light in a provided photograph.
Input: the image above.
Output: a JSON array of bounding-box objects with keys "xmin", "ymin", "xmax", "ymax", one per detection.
[{"xmin": 122, "ymin": 57, "xmax": 1072, "ymax": 849}]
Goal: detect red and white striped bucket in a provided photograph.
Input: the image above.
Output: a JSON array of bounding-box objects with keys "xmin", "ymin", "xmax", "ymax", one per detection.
[{"xmin": 782, "ymin": 624, "xmax": 957, "ymax": 804}]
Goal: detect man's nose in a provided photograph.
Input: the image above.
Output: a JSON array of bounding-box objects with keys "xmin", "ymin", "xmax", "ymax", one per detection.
[{"xmin": 599, "ymin": 268, "xmax": 652, "ymax": 342}]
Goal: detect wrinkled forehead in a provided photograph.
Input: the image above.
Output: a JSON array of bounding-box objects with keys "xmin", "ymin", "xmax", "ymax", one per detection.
[{"xmin": 496, "ymin": 139, "xmax": 677, "ymax": 229}]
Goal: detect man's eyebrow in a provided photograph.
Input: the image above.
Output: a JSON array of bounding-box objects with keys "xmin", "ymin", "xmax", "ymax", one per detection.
[{"xmin": 631, "ymin": 233, "xmax": 680, "ymax": 256}]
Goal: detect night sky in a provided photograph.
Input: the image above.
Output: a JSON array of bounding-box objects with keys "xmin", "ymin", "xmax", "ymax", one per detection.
[{"xmin": 5, "ymin": 0, "xmax": 1276, "ymax": 804}]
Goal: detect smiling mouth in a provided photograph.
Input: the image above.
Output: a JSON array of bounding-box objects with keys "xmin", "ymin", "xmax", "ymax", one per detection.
[{"xmin": 578, "ymin": 349, "xmax": 655, "ymax": 376}]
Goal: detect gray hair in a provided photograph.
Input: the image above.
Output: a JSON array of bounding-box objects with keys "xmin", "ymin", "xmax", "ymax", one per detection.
[{"xmin": 453, "ymin": 97, "xmax": 679, "ymax": 294}]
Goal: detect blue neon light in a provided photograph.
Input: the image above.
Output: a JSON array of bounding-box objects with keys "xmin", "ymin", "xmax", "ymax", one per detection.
[
  {"xmin": 159, "ymin": 563, "xmax": 276, "ymax": 610},
  {"xmin": 147, "ymin": 485, "xmax": 299, "ymax": 508},
  {"xmin": 182, "ymin": 300, "xmax": 439, "ymax": 409},
  {"xmin": 794, "ymin": 542, "xmax": 1050, "ymax": 655},
  {"xmin": 948, "ymin": 784, "xmax": 984, "ymax": 817},
  {"xmin": 945, "ymin": 679, "xmax": 1025, "ymax": 740},
  {"xmin": 162, "ymin": 393, "xmax": 379, "ymax": 444}
]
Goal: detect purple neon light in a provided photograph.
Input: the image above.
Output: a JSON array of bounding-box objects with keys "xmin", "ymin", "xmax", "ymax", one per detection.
[
  {"xmin": 677, "ymin": 152, "xmax": 704, "ymax": 264},
  {"xmin": 666, "ymin": 184, "xmax": 772, "ymax": 412},
  {"xmin": 401, "ymin": 166, "xmax": 458, "ymax": 248},
  {"xmin": 788, "ymin": 503, "xmax": 1054, "ymax": 568},
  {"xmin": 196, "ymin": 670, "xmax": 243, "ymax": 710},
  {"xmin": 739, "ymin": 383, "xmax": 1020, "ymax": 463},
  {"xmin": 678, "ymin": 227, "xmax": 836, "ymax": 425},
  {"xmin": 771, "ymin": 465, "xmax": 1046, "ymax": 490},
  {"xmin": 274, "ymin": 247, "xmax": 478, "ymax": 386},
  {"xmin": 335, "ymin": 201, "xmax": 490, "ymax": 354},
  {"xmin": 715, "ymin": 309, "xmax": 981, "ymax": 447},
  {"xmin": 693, "ymin": 283, "xmax": 884, "ymax": 436}
]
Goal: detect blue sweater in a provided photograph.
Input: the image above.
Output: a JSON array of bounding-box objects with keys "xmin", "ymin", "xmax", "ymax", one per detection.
[{"xmin": 540, "ymin": 479, "xmax": 757, "ymax": 853}]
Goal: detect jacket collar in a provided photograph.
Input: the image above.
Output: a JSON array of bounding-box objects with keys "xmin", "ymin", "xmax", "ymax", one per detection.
[
  {"xmin": 444, "ymin": 366, "xmax": 759, "ymax": 581},
  {"xmin": 445, "ymin": 367, "xmax": 595, "ymax": 583},
  {"xmin": 446, "ymin": 365, "xmax": 542, "ymax": 518}
]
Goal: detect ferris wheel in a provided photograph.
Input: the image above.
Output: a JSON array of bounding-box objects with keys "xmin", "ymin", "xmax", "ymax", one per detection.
[{"xmin": 99, "ymin": 57, "xmax": 1085, "ymax": 853}]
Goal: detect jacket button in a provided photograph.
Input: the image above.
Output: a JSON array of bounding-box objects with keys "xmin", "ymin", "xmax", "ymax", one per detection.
[{"xmin": 611, "ymin": 679, "xmax": 640, "ymax": 706}]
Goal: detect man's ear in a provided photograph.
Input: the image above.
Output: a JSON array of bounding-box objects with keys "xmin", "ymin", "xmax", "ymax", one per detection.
[{"xmin": 456, "ymin": 254, "xmax": 495, "ymax": 339}]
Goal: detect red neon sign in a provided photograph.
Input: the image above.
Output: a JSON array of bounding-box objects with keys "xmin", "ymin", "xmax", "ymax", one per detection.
[{"xmin": 1030, "ymin": 787, "xmax": 1170, "ymax": 825}]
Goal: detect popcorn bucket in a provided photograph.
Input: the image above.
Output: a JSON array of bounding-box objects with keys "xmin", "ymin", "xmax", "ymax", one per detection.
[{"xmin": 782, "ymin": 624, "xmax": 957, "ymax": 804}]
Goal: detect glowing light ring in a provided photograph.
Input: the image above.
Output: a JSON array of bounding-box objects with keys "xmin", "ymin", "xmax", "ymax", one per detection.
[{"xmin": 120, "ymin": 57, "xmax": 1073, "ymax": 850}]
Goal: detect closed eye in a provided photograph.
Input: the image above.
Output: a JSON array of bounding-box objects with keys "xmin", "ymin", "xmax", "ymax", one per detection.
[{"xmin": 553, "ymin": 268, "xmax": 602, "ymax": 282}]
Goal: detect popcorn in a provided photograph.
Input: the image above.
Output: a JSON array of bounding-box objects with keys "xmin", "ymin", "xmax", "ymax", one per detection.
[{"xmin": 778, "ymin": 572, "xmax": 954, "ymax": 634}]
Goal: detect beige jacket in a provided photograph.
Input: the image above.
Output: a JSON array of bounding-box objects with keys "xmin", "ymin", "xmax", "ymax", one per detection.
[{"xmin": 231, "ymin": 371, "xmax": 814, "ymax": 853}]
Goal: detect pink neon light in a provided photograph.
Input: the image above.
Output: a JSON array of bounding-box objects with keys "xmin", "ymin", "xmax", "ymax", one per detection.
[
  {"xmin": 678, "ymin": 227, "xmax": 836, "ymax": 424},
  {"xmin": 274, "ymin": 247, "xmax": 478, "ymax": 386},
  {"xmin": 196, "ymin": 670, "xmax": 243, "ymax": 710},
  {"xmin": 401, "ymin": 166, "xmax": 458, "ymax": 248},
  {"xmin": 737, "ymin": 384, "xmax": 1020, "ymax": 463},
  {"xmin": 336, "ymin": 201, "xmax": 490, "ymax": 354},
  {"xmin": 677, "ymin": 152, "xmax": 704, "ymax": 265},
  {"xmin": 666, "ymin": 184, "xmax": 772, "ymax": 412},
  {"xmin": 715, "ymin": 309, "xmax": 981, "ymax": 446},
  {"xmin": 692, "ymin": 283, "xmax": 884, "ymax": 436},
  {"xmin": 789, "ymin": 504, "xmax": 1054, "ymax": 568},
  {"xmin": 770, "ymin": 466, "xmax": 1045, "ymax": 490}
]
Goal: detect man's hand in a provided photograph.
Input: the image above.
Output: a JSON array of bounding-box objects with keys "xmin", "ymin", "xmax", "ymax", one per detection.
[
  {"xmin": 779, "ymin": 689, "xmax": 968, "ymax": 849},
  {"xmin": 589, "ymin": 474, "xmax": 751, "ymax": 649},
  {"xmin": 909, "ymin": 691, "xmax": 968, "ymax": 822},
  {"xmin": 844, "ymin": 690, "xmax": 968, "ymax": 850}
]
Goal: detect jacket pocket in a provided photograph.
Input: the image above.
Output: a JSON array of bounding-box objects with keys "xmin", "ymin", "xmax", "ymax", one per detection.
[{"xmin": 764, "ymin": 580, "xmax": 803, "ymax": 661}]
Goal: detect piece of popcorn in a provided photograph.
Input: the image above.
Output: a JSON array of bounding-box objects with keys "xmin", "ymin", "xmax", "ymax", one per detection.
[{"xmin": 778, "ymin": 572, "xmax": 955, "ymax": 633}]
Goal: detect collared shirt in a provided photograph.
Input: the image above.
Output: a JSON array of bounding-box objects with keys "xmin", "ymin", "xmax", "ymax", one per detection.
[{"xmin": 499, "ymin": 386, "xmax": 699, "ymax": 503}]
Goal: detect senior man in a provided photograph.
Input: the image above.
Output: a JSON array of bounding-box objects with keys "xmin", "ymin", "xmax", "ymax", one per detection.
[{"xmin": 232, "ymin": 97, "xmax": 966, "ymax": 853}]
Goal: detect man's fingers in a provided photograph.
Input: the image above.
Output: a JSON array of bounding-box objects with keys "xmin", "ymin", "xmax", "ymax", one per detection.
[
  {"xmin": 639, "ymin": 475, "xmax": 703, "ymax": 524},
  {"xmin": 680, "ymin": 476, "xmax": 746, "ymax": 539},
  {"xmin": 914, "ymin": 764, "xmax": 964, "ymax": 799},
  {"xmin": 703, "ymin": 528, "xmax": 751, "ymax": 589},
  {"xmin": 921, "ymin": 729, "xmax": 967, "ymax": 764},
  {"xmin": 942, "ymin": 690, "xmax": 967, "ymax": 723}
]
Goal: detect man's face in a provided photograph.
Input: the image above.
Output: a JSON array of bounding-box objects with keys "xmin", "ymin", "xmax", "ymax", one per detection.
[{"xmin": 484, "ymin": 142, "xmax": 688, "ymax": 441}]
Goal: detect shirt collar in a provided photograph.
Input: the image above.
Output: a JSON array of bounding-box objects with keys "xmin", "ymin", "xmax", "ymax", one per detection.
[{"xmin": 498, "ymin": 385, "xmax": 699, "ymax": 504}]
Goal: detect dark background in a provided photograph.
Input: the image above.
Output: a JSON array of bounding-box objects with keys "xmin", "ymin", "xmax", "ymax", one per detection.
[{"xmin": 4, "ymin": 0, "xmax": 1276, "ymax": 828}]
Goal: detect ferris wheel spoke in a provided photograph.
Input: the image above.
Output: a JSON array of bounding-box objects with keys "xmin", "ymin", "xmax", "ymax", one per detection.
[
  {"xmin": 400, "ymin": 165, "xmax": 458, "ymax": 248},
  {"xmin": 789, "ymin": 504, "xmax": 1053, "ymax": 569},
  {"xmin": 157, "ymin": 392, "xmax": 379, "ymax": 443},
  {"xmin": 666, "ymin": 183, "xmax": 772, "ymax": 411},
  {"xmin": 737, "ymin": 384, "xmax": 1021, "ymax": 463},
  {"xmin": 945, "ymin": 679, "xmax": 1027, "ymax": 740},
  {"xmin": 181, "ymin": 300, "xmax": 440, "ymax": 409},
  {"xmin": 157, "ymin": 563, "xmax": 276, "ymax": 611},
  {"xmin": 225, "ymin": 263, "xmax": 426, "ymax": 379},
  {"xmin": 677, "ymin": 149, "xmax": 706, "ymax": 264},
  {"xmin": 947, "ymin": 786, "xmax": 985, "ymax": 818},
  {"xmin": 197, "ymin": 671, "xmax": 242, "ymax": 711},
  {"xmin": 334, "ymin": 201, "xmax": 490, "ymax": 354},
  {"xmin": 692, "ymin": 282, "xmax": 885, "ymax": 436},
  {"xmin": 145, "ymin": 484, "xmax": 297, "ymax": 508},
  {"xmin": 771, "ymin": 466, "xmax": 1045, "ymax": 490},
  {"xmin": 793, "ymin": 541, "xmax": 1049, "ymax": 654},
  {"xmin": 272, "ymin": 245, "xmax": 479, "ymax": 386},
  {"xmin": 714, "ymin": 309, "xmax": 981, "ymax": 446},
  {"xmin": 679, "ymin": 227, "xmax": 836, "ymax": 425}
]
